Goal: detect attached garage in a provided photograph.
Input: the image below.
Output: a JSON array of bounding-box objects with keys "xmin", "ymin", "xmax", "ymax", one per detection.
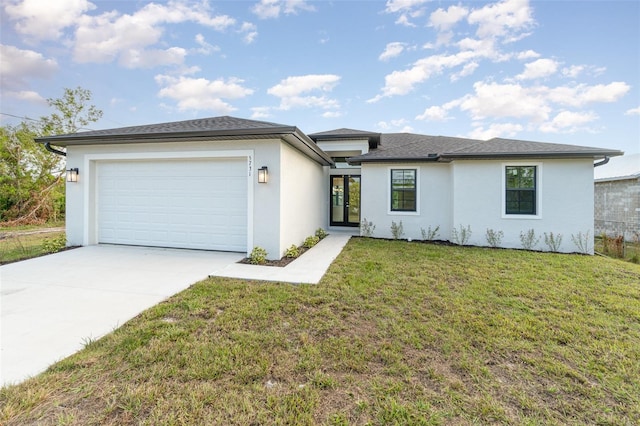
[
  {"xmin": 37, "ymin": 116, "xmax": 333, "ymax": 259},
  {"xmin": 97, "ymin": 158, "xmax": 248, "ymax": 252}
]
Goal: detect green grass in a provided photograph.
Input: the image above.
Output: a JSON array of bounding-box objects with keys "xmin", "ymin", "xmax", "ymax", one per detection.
[
  {"xmin": 0, "ymin": 224, "xmax": 66, "ymax": 264},
  {"xmin": 2, "ymin": 238, "xmax": 639, "ymax": 425}
]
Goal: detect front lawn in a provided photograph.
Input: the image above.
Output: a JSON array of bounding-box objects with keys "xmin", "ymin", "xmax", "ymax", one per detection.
[
  {"xmin": 2, "ymin": 238, "xmax": 639, "ymax": 425},
  {"xmin": 0, "ymin": 223, "xmax": 65, "ymax": 264}
]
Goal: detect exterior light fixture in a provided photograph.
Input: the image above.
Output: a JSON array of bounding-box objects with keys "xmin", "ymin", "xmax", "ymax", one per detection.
[
  {"xmin": 66, "ymin": 168, "xmax": 79, "ymax": 183},
  {"xmin": 258, "ymin": 166, "xmax": 268, "ymax": 183}
]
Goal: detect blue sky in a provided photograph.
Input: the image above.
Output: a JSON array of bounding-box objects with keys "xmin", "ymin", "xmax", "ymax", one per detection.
[{"xmin": 1, "ymin": 0, "xmax": 639, "ymax": 154}]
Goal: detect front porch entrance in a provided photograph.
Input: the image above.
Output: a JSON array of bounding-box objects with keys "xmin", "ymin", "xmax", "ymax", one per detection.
[{"xmin": 330, "ymin": 175, "xmax": 360, "ymax": 227}]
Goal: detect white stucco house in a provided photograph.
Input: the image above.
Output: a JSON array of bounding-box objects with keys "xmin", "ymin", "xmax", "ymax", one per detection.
[{"xmin": 37, "ymin": 116, "xmax": 622, "ymax": 258}]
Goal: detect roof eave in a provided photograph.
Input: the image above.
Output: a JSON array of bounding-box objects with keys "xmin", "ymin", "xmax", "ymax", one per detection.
[
  {"xmin": 440, "ymin": 151, "xmax": 624, "ymax": 160},
  {"xmin": 34, "ymin": 126, "xmax": 299, "ymax": 146}
]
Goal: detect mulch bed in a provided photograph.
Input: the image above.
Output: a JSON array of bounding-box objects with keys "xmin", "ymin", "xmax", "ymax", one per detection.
[{"xmin": 238, "ymin": 245, "xmax": 311, "ymax": 267}]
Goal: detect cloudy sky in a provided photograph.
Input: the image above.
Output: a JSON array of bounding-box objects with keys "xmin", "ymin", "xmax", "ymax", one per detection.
[{"xmin": 1, "ymin": 0, "xmax": 638, "ymax": 154}]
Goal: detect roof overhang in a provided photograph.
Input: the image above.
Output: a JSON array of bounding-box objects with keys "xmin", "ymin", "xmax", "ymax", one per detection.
[{"xmin": 36, "ymin": 127, "xmax": 333, "ymax": 166}]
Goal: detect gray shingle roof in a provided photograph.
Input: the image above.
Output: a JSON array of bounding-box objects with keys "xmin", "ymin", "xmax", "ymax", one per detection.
[
  {"xmin": 35, "ymin": 116, "xmax": 333, "ymax": 165},
  {"xmin": 348, "ymin": 133, "xmax": 623, "ymax": 163},
  {"xmin": 36, "ymin": 116, "xmax": 295, "ymax": 143}
]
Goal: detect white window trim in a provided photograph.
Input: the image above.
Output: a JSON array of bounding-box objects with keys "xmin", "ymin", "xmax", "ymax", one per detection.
[
  {"xmin": 501, "ymin": 162, "xmax": 542, "ymax": 219},
  {"xmin": 387, "ymin": 166, "xmax": 420, "ymax": 216}
]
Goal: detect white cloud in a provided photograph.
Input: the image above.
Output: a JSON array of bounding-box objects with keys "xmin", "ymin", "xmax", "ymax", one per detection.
[
  {"xmin": 516, "ymin": 58, "xmax": 559, "ymax": 80},
  {"xmin": 562, "ymin": 65, "xmax": 584, "ymax": 78},
  {"xmin": 72, "ymin": 1, "xmax": 236, "ymax": 66},
  {"xmin": 379, "ymin": 42, "xmax": 406, "ymax": 61},
  {"xmin": 539, "ymin": 110, "xmax": 599, "ymax": 133},
  {"xmin": 0, "ymin": 44, "xmax": 58, "ymax": 92},
  {"xmin": 416, "ymin": 106, "xmax": 452, "ymax": 121},
  {"xmin": 459, "ymin": 81, "xmax": 552, "ymax": 122},
  {"xmin": 193, "ymin": 34, "xmax": 220, "ymax": 55},
  {"xmin": 3, "ymin": 0, "xmax": 95, "ymax": 41},
  {"xmin": 469, "ymin": 123, "xmax": 524, "ymax": 140},
  {"xmin": 384, "ymin": 0, "xmax": 429, "ymax": 14},
  {"xmin": 429, "ymin": 5, "xmax": 468, "ymax": 31},
  {"xmin": 516, "ymin": 49, "xmax": 540, "ymax": 60},
  {"xmin": 467, "ymin": 0, "xmax": 534, "ymax": 41},
  {"xmin": 251, "ymin": 106, "xmax": 272, "ymax": 119},
  {"xmin": 155, "ymin": 75, "xmax": 253, "ymax": 113},
  {"xmin": 120, "ymin": 47, "xmax": 187, "ymax": 69},
  {"xmin": 385, "ymin": 0, "xmax": 428, "ymax": 27},
  {"xmin": 625, "ymin": 107, "xmax": 640, "ymax": 116},
  {"xmin": 322, "ymin": 111, "xmax": 342, "ymax": 118},
  {"xmin": 240, "ymin": 22, "xmax": 258, "ymax": 44},
  {"xmin": 267, "ymin": 74, "xmax": 342, "ymax": 112},
  {"xmin": 4, "ymin": 90, "xmax": 47, "ymax": 104},
  {"xmin": 252, "ymin": 0, "xmax": 315, "ymax": 19},
  {"xmin": 376, "ymin": 118, "xmax": 413, "ymax": 132},
  {"xmin": 451, "ymin": 61, "xmax": 479, "ymax": 81}
]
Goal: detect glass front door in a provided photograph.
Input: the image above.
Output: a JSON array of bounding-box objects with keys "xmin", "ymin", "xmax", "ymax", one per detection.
[{"xmin": 330, "ymin": 175, "xmax": 360, "ymax": 227}]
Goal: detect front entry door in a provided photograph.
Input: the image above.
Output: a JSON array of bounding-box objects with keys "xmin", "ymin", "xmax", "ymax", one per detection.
[{"xmin": 330, "ymin": 175, "xmax": 361, "ymax": 227}]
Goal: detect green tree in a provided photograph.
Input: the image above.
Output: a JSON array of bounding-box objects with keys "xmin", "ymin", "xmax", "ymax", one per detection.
[{"xmin": 0, "ymin": 87, "xmax": 103, "ymax": 224}]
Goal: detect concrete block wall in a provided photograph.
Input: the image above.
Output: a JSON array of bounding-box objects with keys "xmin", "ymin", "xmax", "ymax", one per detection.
[{"xmin": 594, "ymin": 177, "xmax": 640, "ymax": 241}]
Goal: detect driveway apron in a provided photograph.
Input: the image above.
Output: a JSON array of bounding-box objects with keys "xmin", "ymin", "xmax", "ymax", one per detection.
[{"xmin": 1, "ymin": 245, "xmax": 243, "ymax": 387}]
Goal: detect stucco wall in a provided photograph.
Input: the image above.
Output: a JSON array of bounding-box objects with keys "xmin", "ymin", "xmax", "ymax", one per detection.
[
  {"xmin": 278, "ymin": 143, "xmax": 326, "ymax": 257},
  {"xmin": 360, "ymin": 162, "xmax": 452, "ymax": 240},
  {"xmin": 451, "ymin": 159, "xmax": 595, "ymax": 253},
  {"xmin": 64, "ymin": 138, "xmax": 284, "ymax": 257},
  {"xmin": 594, "ymin": 177, "xmax": 640, "ymax": 240},
  {"xmin": 360, "ymin": 159, "xmax": 595, "ymax": 253}
]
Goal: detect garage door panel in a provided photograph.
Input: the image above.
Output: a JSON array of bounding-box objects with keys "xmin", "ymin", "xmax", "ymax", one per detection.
[{"xmin": 98, "ymin": 159, "xmax": 247, "ymax": 252}]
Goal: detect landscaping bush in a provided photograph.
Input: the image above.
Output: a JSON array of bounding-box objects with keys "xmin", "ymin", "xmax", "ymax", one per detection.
[
  {"xmin": 303, "ymin": 236, "xmax": 320, "ymax": 248},
  {"xmin": 249, "ymin": 246, "xmax": 268, "ymax": 265}
]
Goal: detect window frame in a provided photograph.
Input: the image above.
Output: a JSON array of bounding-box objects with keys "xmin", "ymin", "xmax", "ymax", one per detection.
[
  {"xmin": 502, "ymin": 162, "xmax": 542, "ymax": 219},
  {"xmin": 388, "ymin": 167, "xmax": 420, "ymax": 215}
]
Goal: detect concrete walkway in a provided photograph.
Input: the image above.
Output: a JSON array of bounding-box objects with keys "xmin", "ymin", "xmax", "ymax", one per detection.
[
  {"xmin": 1, "ymin": 234, "xmax": 351, "ymax": 387},
  {"xmin": 212, "ymin": 233, "xmax": 352, "ymax": 284}
]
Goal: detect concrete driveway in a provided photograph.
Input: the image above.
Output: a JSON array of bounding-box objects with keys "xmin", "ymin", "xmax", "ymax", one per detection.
[{"xmin": 1, "ymin": 245, "xmax": 243, "ymax": 387}]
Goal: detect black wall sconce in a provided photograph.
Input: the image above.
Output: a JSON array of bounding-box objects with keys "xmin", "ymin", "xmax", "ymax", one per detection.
[
  {"xmin": 66, "ymin": 168, "xmax": 79, "ymax": 183},
  {"xmin": 258, "ymin": 166, "xmax": 268, "ymax": 183}
]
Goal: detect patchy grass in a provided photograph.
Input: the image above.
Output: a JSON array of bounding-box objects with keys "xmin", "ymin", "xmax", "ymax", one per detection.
[
  {"xmin": 0, "ymin": 223, "xmax": 66, "ymax": 264},
  {"xmin": 2, "ymin": 238, "xmax": 639, "ymax": 425}
]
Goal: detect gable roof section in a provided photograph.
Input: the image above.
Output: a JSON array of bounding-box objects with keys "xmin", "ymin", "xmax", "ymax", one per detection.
[
  {"xmin": 309, "ymin": 128, "xmax": 381, "ymax": 149},
  {"xmin": 348, "ymin": 134, "xmax": 623, "ymax": 164},
  {"xmin": 35, "ymin": 116, "xmax": 332, "ymax": 165}
]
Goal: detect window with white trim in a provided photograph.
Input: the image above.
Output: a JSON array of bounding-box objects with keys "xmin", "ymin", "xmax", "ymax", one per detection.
[
  {"xmin": 505, "ymin": 165, "xmax": 537, "ymax": 215},
  {"xmin": 390, "ymin": 169, "xmax": 417, "ymax": 212}
]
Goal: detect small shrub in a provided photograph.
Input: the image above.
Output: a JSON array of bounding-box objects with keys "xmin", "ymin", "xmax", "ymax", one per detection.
[
  {"xmin": 451, "ymin": 224, "xmax": 472, "ymax": 246},
  {"xmin": 249, "ymin": 246, "xmax": 268, "ymax": 265},
  {"xmin": 571, "ymin": 231, "xmax": 592, "ymax": 254},
  {"xmin": 390, "ymin": 221, "xmax": 404, "ymax": 240},
  {"xmin": 485, "ymin": 229, "xmax": 504, "ymax": 248},
  {"xmin": 421, "ymin": 225, "xmax": 440, "ymax": 241},
  {"xmin": 42, "ymin": 233, "xmax": 67, "ymax": 254},
  {"xmin": 303, "ymin": 235, "xmax": 320, "ymax": 248},
  {"xmin": 520, "ymin": 229, "xmax": 540, "ymax": 250},
  {"xmin": 360, "ymin": 218, "xmax": 376, "ymax": 237},
  {"xmin": 543, "ymin": 232, "xmax": 563, "ymax": 252},
  {"xmin": 315, "ymin": 228, "xmax": 328, "ymax": 239},
  {"xmin": 284, "ymin": 244, "xmax": 300, "ymax": 259}
]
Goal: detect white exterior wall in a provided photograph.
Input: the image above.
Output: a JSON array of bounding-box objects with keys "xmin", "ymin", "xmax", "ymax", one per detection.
[
  {"xmin": 278, "ymin": 143, "xmax": 326, "ymax": 257},
  {"xmin": 360, "ymin": 162, "xmax": 452, "ymax": 240},
  {"xmin": 64, "ymin": 138, "xmax": 317, "ymax": 259},
  {"xmin": 451, "ymin": 159, "xmax": 595, "ymax": 253}
]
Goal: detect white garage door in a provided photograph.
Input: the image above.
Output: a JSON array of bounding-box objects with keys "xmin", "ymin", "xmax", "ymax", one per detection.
[{"xmin": 97, "ymin": 158, "xmax": 247, "ymax": 252}]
